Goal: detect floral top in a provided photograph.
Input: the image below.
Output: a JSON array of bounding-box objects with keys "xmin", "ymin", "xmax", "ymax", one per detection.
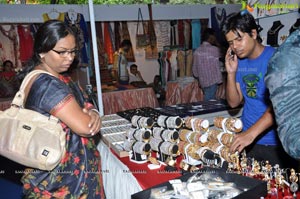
[{"xmin": 21, "ymin": 73, "xmax": 105, "ymax": 199}]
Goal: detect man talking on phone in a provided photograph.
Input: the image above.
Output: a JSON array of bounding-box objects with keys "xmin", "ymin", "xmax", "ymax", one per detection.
[{"xmin": 222, "ymin": 11, "xmax": 297, "ymax": 168}]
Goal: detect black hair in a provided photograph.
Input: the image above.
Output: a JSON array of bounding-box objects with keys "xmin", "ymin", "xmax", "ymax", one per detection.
[
  {"xmin": 202, "ymin": 28, "xmax": 216, "ymax": 42},
  {"xmin": 18, "ymin": 20, "xmax": 76, "ymax": 78},
  {"xmin": 222, "ymin": 12, "xmax": 262, "ymax": 43},
  {"xmin": 120, "ymin": 39, "xmax": 132, "ymax": 48},
  {"xmin": 130, "ymin": 64, "xmax": 138, "ymax": 69}
]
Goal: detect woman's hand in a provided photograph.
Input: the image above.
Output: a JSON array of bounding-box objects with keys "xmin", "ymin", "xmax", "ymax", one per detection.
[{"xmin": 83, "ymin": 108, "xmax": 101, "ymax": 136}]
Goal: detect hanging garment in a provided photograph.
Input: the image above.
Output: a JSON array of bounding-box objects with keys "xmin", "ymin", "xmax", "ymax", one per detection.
[
  {"xmin": 64, "ymin": 12, "xmax": 90, "ymax": 68},
  {"xmin": 185, "ymin": 49, "xmax": 193, "ymax": 77},
  {"xmin": 0, "ymin": 25, "xmax": 19, "ymax": 68},
  {"xmin": 145, "ymin": 4, "xmax": 159, "ymax": 60},
  {"xmin": 17, "ymin": 25, "xmax": 34, "ymax": 65},
  {"xmin": 169, "ymin": 49, "xmax": 178, "ymax": 81},
  {"xmin": 177, "ymin": 20, "xmax": 185, "ymax": 48},
  {"xmin": 170, "ymin": 20, "xmax": 178, "ymax": 46},
  {"xmin": 155, "ymin": 21, "xmax": 170, "ymax": 52},
  {"xmin": 158, "ymin": 51, "xmax": 167, "ymax": 87},
  {"xmin": 183, "ymin": 20, "xmax": 192, "ymax": 49},
  {"xmin": 103, "ymin": 22, "xmax": 114, "ymax": 65},
  {"xmin": 121, "ymin": 21, "xmax": 135, "ymax": 62},
  {"xmin": 192, "ymin": 19, "xmax": 201, "ymax": 50},
  {"xmin": 114, "ymin": 21, "xmax": 121, "ymax": 52},
  {"xmin": 95, "ymin": 22, "xmax": 108, "ymax": 68},
  {"xmin": 211, "ymin": 7, "xmax": 227, "ymax": 47},
  {"xmin": 177, "ymin": 50, "xmax": 186, "ymax": 77},
  {"xmin": 167, "ymin": 50, "xmax": 172, "ymax": 81}
]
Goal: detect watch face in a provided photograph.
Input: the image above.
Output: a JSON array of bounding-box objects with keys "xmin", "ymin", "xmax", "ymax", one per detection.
[{"xmin": 290, "ymin": 182, "xmax": 299, "ymax": 193}]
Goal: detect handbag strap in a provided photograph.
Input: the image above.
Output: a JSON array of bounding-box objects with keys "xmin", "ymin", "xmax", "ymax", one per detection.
[
  {"xmin": 136, "ymin": 8, "xmax": 146, "ymax": 34},
  {"xmin": 12, "ymin": 70, "xmax": 54, "ymax": 107}
]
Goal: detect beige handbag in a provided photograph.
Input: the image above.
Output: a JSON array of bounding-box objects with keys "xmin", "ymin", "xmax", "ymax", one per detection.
[
  {"xmin": 0, "ymin": 70, "xmax": 66, "ymax": 171},
  {"xmin": 136, "ymin": 8, "xmax": 150, "ymax": 49}
]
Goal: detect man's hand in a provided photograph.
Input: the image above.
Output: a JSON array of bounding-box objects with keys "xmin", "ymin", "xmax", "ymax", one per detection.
[
  {"xmin": 225, "ymin": 48, "xmax": 238, "ymax": 74},
  {"xmin": 230, "ymin": 130, "xmax": 255, "ymax": 153}
]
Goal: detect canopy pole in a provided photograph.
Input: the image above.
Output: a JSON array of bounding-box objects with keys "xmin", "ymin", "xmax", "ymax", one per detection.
[{"xmin": 88, "ymin": 0, "xmax": 104, "ymax": 116}]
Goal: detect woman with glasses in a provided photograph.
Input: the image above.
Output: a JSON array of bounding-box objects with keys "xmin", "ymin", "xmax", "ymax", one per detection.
[{"xmin": 18, "ymin": 20, "xmax": 105, "ymax": 199}]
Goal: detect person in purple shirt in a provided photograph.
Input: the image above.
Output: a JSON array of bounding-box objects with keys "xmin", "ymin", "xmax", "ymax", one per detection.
[
  {"xmin": 222, "ymin": 11, "xmax": 297, "ymax": 168},
  {"xmin": 192, "ymin": 28, "xmax": 223, "ymax": 101}
]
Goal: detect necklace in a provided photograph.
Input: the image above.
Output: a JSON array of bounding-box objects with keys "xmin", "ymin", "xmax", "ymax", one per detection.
[{"xmin": 268, "ymin": 23, "xmax": 284, "ymax": 34}]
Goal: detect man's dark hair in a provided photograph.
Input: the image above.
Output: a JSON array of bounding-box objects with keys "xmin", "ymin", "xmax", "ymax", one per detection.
[
  {"xmin": 222, "ymin": 12, "xmax": 262, "ymax": 43},
  {"xmin": 121, "ymin": 39, "xmax": 132, "ymax": 48},
  {"xmin": 130, "ymin": 64, "xmax": 138, "ymax": 69},
  {"xmin": 202, "ymin": 28, "xmax": 215, "ymax": 42}
]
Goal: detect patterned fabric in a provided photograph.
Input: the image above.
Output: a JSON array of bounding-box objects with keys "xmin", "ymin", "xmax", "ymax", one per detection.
[
  {"xmin": 17, "ymin": 25, "xmax": 33, "ymax": 64},
  {"xmin": 236, "ymin": 46, "xmax": 277, "ymax": 145},
  {"xmin": 65, "ymin": 13, "xmax": 90, "ymax": 68},
  {"xmin": 192, "ymin": 19, "xmax": 201, "ymax": 50},
  {"xmin": 265, "ymin": 28, "xmax": 300, "ymax": 159},
  {"xmin": 0, "ymin": 25, "xmax": 19, "ymax": 68},
  {"xmin": 192, "ymin": 41, "xmax": 222, "ymax": 88},
  {"xmin": 21, "ymin": 73, "xmax": 104, "ymax": 199}
]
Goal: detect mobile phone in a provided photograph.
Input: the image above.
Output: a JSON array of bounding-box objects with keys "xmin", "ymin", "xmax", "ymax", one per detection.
[{"xmin": 229, "ymin": 49, "xmax": 235, "ymax": 57}]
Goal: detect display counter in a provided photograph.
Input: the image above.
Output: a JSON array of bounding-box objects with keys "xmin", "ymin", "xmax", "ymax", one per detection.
[
  {"xmin": 98, "ymin": 102, "xmax": 300, "ymax": 199},
  {"xmin": 98, "ymin": 100, "xmax": 243, "ymax": 199},
  {"xmin": 102, "ymin": 87, "xmax": 159, "ymax": 115}
]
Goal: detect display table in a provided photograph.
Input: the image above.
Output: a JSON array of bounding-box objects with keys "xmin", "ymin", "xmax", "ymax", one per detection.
[
  {"xmin": 165, "ymin": 78, "xmax": 203, "ymax": 106},
  {"xmin": 102, "ymin": 87, "xmax": 159, "ymax": 115},
  {"xmin": 97, "ymin": 141, "xmax": 181, "ymax": 199},
  {"xmin": 0, "ymin": 98, "xmax": 12, "ymax": 111}
]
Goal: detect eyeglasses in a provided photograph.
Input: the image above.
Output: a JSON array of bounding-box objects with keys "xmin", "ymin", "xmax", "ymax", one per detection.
[{"xmin": 51, "ymin": 49, "xmax": 78, "ymax": 57}]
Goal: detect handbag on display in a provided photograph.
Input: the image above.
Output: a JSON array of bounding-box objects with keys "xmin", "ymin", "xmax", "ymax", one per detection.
[
  {"xmin": 136, "ymin": 8, "xmax": 150, "ymax": 49},
  {"xmin": 0, "ymin": 70, "xmax": 66, "ymax": 171},
  {"xmin": 145, "ymin": 4, "xmax": 158, "ymax": 59}
]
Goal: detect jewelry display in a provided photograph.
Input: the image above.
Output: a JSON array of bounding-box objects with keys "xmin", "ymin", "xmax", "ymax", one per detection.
[
  {"xmin": 267, "ymin": 20, "xmax": 284, "ymax": 47},
  {"xmin": 179, "ymin": 129, "xmax": 204, "ymax": 146},
  {"xmin": 119, "ymin": 108, "xmax": 300, "ymax": 198},
  {"xmin": 126, "ymin": 128, "xmax": 151, "ymax": 142},
  {"xmin": 159, "ymin": 141, "xmax": 179, "ymax": 156},
  {"xmin": 149, "ymin": 137, "xmax": 163, "ymax": 152},
  {"xmin": 184, "ymin": 116, "xmax": 209, "ymax": 132},
  {"xmin": 213, "ymin": 116, "xmax": 243, "ymax": 133},
  {"xmin": 133, "ymin": 141, "xmax": 151, "ymax": 155},
  {"xmin": 123, "ymin": 139, "xmax": 136, "ymax": 151},
  {"xmin": 289, "ymin": 18, "xmax": 300, "ymax": 34},
  {"xmin": 157, "ymin": 115, "xmax": 183, "ymax": 129},
  {"xmin": 153, "ymin": 127, "xmax": 179, "ymax": 142},
  {"xmin": 131, "ymin": 115, "xmax": 154, "ymax": 129}
]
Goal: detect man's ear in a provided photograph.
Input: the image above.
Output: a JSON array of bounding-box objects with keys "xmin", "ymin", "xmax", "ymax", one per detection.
[{"xmin": 251, "ymin": 29, "xmax": 258, "ymax": 40}]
